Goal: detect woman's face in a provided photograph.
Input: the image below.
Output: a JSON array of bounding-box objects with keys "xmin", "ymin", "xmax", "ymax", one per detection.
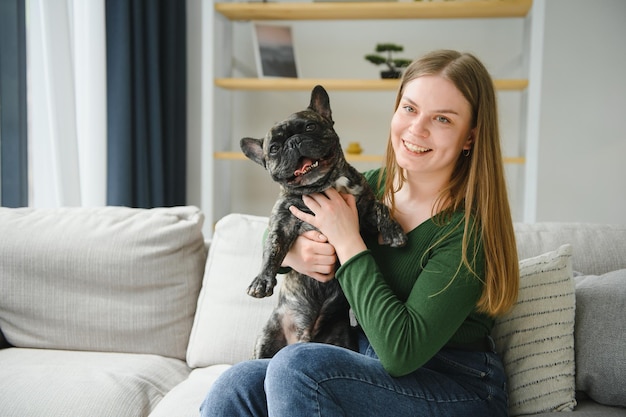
[{"xmin": 391, "ymin": 75, "xmax": 474, "ymax": 179}]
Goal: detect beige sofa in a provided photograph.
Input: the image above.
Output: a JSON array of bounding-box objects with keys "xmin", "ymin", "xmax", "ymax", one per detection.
[{"xmin": 0, "ymin": 207, "xmax": 624, "ymax": 417}]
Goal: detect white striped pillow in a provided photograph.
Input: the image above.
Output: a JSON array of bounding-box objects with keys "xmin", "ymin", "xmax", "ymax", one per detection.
[{"xmin": 492, "ymin": 244, "xmax": 576, "ymax": 416}]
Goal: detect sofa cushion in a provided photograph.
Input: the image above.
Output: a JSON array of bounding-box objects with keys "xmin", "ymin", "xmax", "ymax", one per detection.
[
  {"xmin": 492, "ymin": 244, "xmax": 576, "ymax": 416},
  {"xmin": 0, "ymin": 206, "xmax": 207, "ymax": 360},
  {"xmin": 574, "ymin": 269, "xmax": 626, "ymax": 408},
  {"xmin": 514, "ymin": 222, "xmax": 626, "ymax": 276},
  {"xmin": 0, "ymin": 347, "xmax": 190, "ymax": 417},
  {"xmin": 149, "ymin": 365, "xmax": 231, "ymax": 417},
  {"xmin": 187, "ymin": 213, "xmax": 278, "ymax": 367}
]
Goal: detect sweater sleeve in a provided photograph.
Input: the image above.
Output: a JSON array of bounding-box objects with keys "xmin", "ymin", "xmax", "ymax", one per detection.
[{"xmin": 336, "ymin": 219, "xmax": 484, "ymax": 377}]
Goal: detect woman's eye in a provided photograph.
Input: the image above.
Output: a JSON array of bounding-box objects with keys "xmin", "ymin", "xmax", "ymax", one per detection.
[
  {"xmin": 435, "ymin": 116, "xmax": 450, "ymax": 124},
  {"xmin": 305, "ymin": 123, "xmax": 316, "ymax": 132},
  {"xmin": 402, "ymin": 105, "xmax": 414, "ymax": 113}
]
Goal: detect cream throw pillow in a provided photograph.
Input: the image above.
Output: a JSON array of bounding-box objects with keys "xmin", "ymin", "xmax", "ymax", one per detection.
[
  {"xmin": 187, "ymin": 213, "xmax": 278, "ymax": 368},
  {"xmin": 492, "ymin": 244, "xmax": 576, "ymax": 416},
  {"xmin": 0, "ymin": 206, "xmax": 206, "ymax": 360}
]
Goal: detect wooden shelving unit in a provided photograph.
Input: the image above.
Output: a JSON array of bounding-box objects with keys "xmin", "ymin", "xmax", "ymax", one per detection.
[
  {"xmin": 215, "ymin": 78, "xmax": 529, "ymax": 92},
  {"xmin": 214, "ymin": 151, "xmax": 526, "ymax": 166},
  {"xmin": 208, "ymin": 0, "xmax": 535, "ymax": 226},
  {"xmin": 215, "ymin": 0, "xmax": 532, "ymax": 21}
]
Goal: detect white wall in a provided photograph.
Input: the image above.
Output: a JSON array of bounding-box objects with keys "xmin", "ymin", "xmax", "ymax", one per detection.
[
  {"xmin": 534, "ymin": 0, "xmax": 626, "ymax": 223},
  {"xmin": 187, "ymin": 0, "xmax": 626, "ymax": 226}
]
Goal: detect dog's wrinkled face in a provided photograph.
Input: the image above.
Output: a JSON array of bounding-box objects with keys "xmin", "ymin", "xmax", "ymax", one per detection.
[{"xmin": 241, "ymin": 86, "xmax": 342, "ymax": 191}]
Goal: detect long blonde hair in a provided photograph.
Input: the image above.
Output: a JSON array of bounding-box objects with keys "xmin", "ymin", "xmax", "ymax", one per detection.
[{"xmin": 381, "ymin": 50, "xmax": 519, "ymax": 316}]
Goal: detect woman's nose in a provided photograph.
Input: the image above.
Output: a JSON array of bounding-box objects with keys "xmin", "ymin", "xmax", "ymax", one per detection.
[{"xmin": 408, "ymin": 115, "xmax": 429, "ymax": 137}]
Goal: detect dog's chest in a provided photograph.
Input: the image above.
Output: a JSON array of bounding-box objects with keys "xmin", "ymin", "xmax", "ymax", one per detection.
[{"xmin": 333, "ymin": 176, "xmax": 363, "ymax": 195}]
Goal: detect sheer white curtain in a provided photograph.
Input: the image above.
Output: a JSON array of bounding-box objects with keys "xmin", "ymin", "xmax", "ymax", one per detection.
[{"xmin": 27, "ymin": 0, "xmax": 106, "ymax": 207}]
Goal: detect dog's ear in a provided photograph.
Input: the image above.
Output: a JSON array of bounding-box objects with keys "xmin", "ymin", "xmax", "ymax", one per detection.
[
  {"xmin": 308, "ymin": 85, "xmax": 333, "ymax": 124},
  {"xmin": 240, "ymin": 137, "xmax": 266, "ymax": 168}
]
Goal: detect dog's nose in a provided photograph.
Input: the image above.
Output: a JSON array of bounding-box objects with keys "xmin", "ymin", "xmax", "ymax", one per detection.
[{"xmin": 287, "ymin": 136, "xmax": 302, "ymax": 150}]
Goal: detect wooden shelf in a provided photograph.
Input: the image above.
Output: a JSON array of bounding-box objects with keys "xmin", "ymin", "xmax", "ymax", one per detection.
[
  {"xmin": 215, "ymin": 0, "xmax": 532, "ymax": 21},
  {"xmin": 215, "ymin": 151, "xmax": 525, "ymax": 165},
  {"xmin": 215, "ymin": 78, "xmax": 528, "ymax": 92}
]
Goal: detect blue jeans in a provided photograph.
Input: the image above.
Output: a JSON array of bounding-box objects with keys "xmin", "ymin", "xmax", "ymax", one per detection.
[{"xmin": 200, "ymin": 330, "xmax": 508, "ymax": 416}]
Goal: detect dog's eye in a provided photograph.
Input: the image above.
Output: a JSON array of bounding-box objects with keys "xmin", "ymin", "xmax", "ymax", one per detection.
[
  {"xmin": 305, "ymin": 123, "xmax": 316, "ymax": 132},
  {"xmin": 269, "ymin": 144, "xmax": 280, "ymax": 154}
]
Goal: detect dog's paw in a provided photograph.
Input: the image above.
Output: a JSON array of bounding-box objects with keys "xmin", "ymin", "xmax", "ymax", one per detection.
[
  {"xmin": 389, "ymin": 232, "xmax": 408, "ymax": 248},
  {"xmin": 380, "ymin": 226, "xmax": 408, "ymax": 248},
  {"xmin": 246, "ymin": 276, "xmax": 276, "ymax": 298}
]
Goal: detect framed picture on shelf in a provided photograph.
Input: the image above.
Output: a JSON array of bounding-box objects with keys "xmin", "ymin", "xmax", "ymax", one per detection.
[{"xmin": 252, "ymin": 23, "xmax": 299, "ymax": 78}]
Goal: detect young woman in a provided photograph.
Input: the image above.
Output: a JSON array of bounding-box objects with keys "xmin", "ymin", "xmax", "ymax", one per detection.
[{"xmin": 200, "ymin": 49, "xmax": 519, "ymax": 416}]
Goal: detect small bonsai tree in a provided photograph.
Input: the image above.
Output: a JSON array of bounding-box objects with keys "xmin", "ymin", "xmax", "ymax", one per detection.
[{"xmin": 365, "ymin": 43, "xmax": 412, "ymax": 78}]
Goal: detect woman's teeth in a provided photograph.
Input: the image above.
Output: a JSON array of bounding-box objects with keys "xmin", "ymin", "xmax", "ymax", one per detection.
[{"xmin": 403, "ymin": 140, "xmax": 431, "ymax": 153}]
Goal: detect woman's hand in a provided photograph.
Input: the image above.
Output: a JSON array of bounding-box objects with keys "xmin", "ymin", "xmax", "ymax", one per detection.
[
  {"xmin": 282, "ymin": 230, "xmax": 337, "ymax": 282},
  {"xmin": 290, "ymin": 188, "xmax": 367, "ymax": 264}
]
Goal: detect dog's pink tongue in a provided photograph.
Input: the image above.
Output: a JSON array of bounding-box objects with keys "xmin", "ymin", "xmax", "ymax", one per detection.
[{"xmin": 294, "ymin": 158, "xmax": 314, "ymax": 176}]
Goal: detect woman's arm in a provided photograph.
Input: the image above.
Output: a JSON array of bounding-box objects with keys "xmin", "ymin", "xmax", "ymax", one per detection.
[
  {"xmin": 289, "ymin": 187, "xmax": 485, "ymax": 377},
  {"xmin": 292, "ymin": 190, "xmax": 483, "ymax": 376},
  {"xmin": 337, "ymin": 230, "xmax": 484, "ymax": 377}
]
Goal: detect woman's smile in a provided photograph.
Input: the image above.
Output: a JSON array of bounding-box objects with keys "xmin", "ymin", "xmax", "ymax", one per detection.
[{"xmin": 402, "ymin": 139, "xmax": 431, "ymax": 154}]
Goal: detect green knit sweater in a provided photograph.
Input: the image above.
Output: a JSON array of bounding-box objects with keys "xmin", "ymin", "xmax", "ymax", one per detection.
[{"xmin": 336, "ymin": 169, "xmax": 493, "ymax": 377}]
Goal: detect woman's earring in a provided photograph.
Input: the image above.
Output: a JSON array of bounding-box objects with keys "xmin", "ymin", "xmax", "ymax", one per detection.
[{"xmin": 463, "ymin": 148, "xmax": 471, "ymax": 157}]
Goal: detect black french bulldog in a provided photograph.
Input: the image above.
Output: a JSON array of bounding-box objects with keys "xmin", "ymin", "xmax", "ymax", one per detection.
[{"xmin": 240, "ymin": 85, "xmax": 407, "ymax": 359}]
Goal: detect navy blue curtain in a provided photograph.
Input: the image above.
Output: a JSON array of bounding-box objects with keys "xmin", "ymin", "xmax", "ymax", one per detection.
[
  {"xmin": 105, "ymin": 0, "xmax": 186, "ymax": 208},
  {"xmin": 0, "ymin": 0, "xmax": 28, "ymax": 208}
]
